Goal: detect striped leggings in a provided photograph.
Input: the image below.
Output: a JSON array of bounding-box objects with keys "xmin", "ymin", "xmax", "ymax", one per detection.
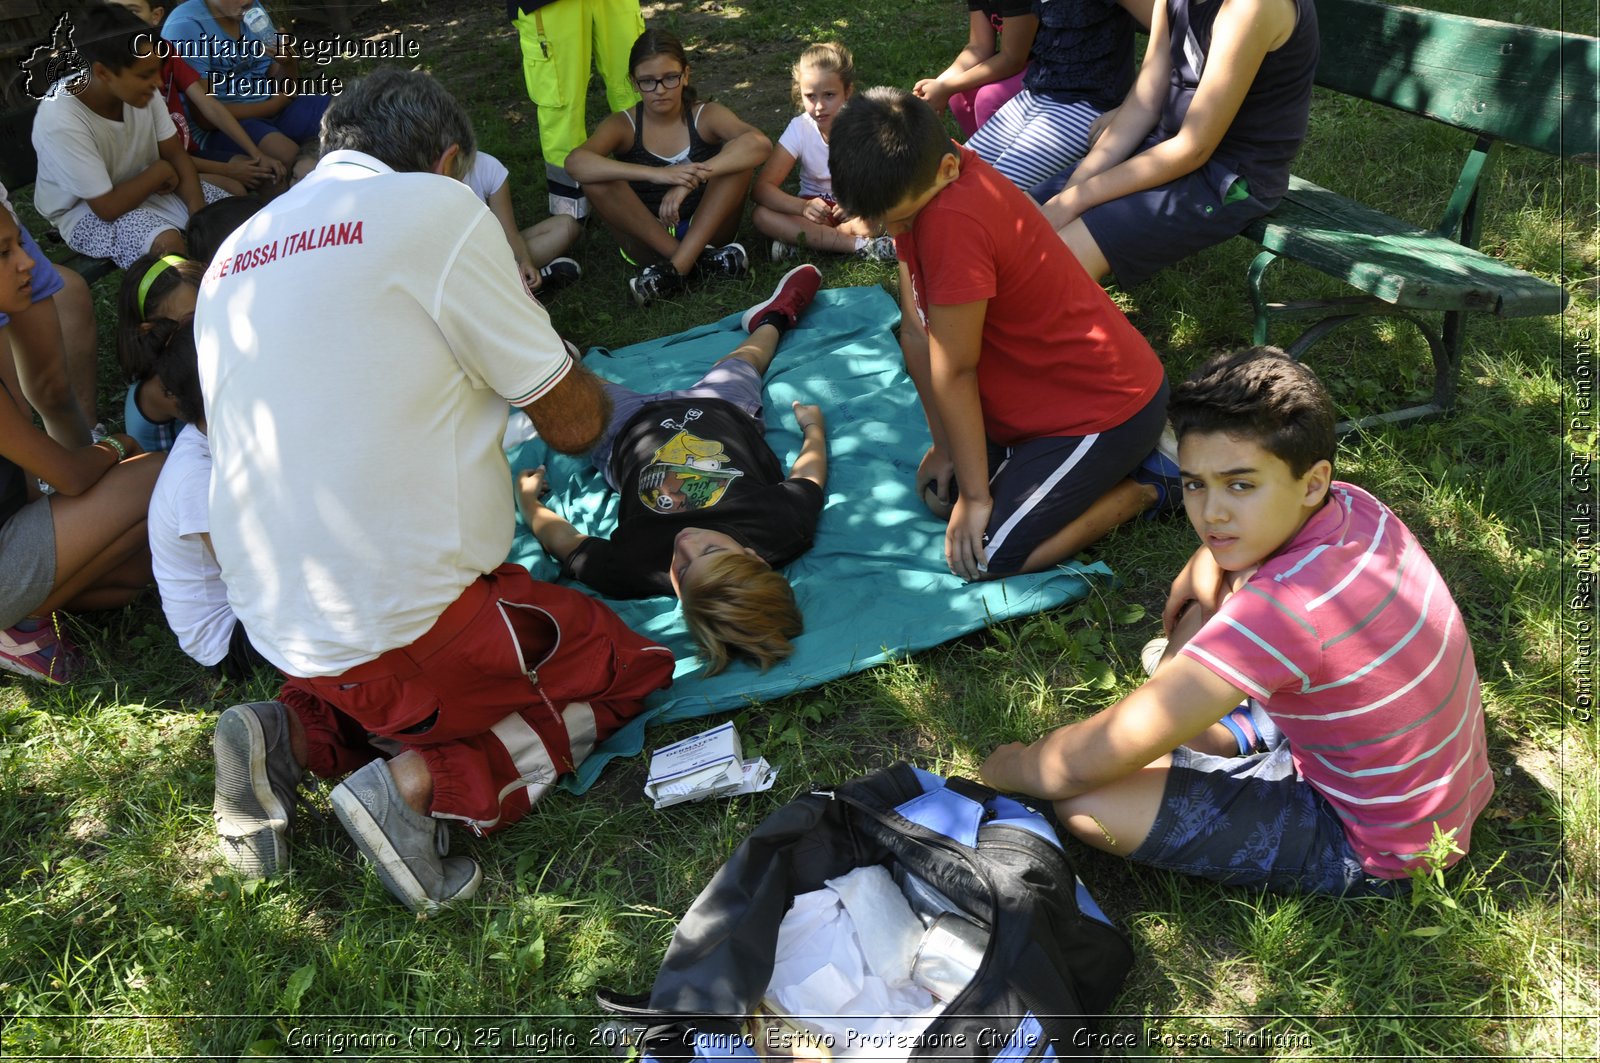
[{"xmin": 966, "ymin": 92, "xmax": 1104, "ymax": 202}]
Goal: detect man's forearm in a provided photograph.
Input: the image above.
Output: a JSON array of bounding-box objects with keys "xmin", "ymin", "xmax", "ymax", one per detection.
[{"xmin": 520, "ymin": 362, "xmax": 612, "ymax": 455}]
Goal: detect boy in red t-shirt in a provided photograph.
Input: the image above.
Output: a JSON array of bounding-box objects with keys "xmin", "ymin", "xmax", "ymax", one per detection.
[
  {"xmin": 830, "ymin": 87, "xmax": 1172, "ymax": 580},
  {"xmin": 112, "ymin": 0, "xmax": 287, "ymax": 197}
]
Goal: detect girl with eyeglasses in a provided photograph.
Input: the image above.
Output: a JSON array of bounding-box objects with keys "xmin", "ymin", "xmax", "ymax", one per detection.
[{"xmin": 565, "ymin": 29, "xmax": 773, "ymax": 306}]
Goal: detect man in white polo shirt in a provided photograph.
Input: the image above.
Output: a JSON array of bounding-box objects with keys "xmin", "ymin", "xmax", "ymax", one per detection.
[{"xmin": 198, "ymin": 68, "xmax": 674, "ymax": 913}]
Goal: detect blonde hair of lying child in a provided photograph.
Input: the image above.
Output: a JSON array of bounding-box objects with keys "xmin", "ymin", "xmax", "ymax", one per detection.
[{"xmin": 678, "ymin": 549, "xmax": 804, "ymax": 675}]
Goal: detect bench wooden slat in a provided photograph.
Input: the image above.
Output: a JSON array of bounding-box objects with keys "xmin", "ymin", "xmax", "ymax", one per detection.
[
  {"xmin": 0, "ymin": 0, "xmax": 49, "ymax": 64},
  {"xmin": 1317, "ymin": 0, "xmax": 1599, "ymax": 160},
  {"xmin": 1241, "ymin": 6, "xmax": 1589, "ymax": 425},
  {"xmin": 1244, "ymin": 176, "xmax": 1569, "ymax": 317}
]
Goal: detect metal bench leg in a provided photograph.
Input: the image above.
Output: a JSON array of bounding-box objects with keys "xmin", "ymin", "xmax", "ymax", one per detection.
[
  {"xmin": 1436, "ymin": 308, "xmax": 1465, "ymax": 413},
  {"xmin": 1281, "ymin": 309, "xmax": 1457, "ymax": 432},
  {"xmin": 1247, "ymin": 250, "xmax": 1280, "ymax": 347}
]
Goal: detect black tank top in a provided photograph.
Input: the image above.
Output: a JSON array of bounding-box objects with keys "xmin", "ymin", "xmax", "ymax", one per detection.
[
  {"xmin": 1157, "ymin": 0, "xmax": 1319, "ymax": 203},
  {"xmin": 1, "ymin": 381, "xmax": 28, "ymax": 527},
  {"xmin": 618, "ymin": 102, "xmax": 719, "ymax": 214},
  {"xmin": 617, "ymin": 102, "xmax": 717, "ymax": 169}
]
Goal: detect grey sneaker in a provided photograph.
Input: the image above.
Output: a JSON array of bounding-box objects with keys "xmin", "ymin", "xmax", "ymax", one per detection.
[
  {"xmin": 213, "ymin": 701, "xmax": 303, "ymax": 879},
  {"xmin": 857, "ymin": 235, "xmax": 898, "ymax": 262},
  {"xmin": 330, "ymin": 759, "xmax": 482, "ymax": 913},
  {"xmin": 770, "ymin": 239, "xmax": 797, "ymax": 262},
  {"xmin": 629, "ymin": 262, "xmax": 685, "ymax": 307},
  {"xmin": 697, "ymin": 241, "xmax": 749, "ymax": 279}
]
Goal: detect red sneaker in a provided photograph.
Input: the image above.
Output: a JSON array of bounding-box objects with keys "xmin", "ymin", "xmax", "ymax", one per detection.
[
  {"xmin": 0, "ymin": 615, "xmax": 82, "ymax": 685},
  {"xmin": 741, "ymin": 264, "xmax": 822, "ymax": 334}
]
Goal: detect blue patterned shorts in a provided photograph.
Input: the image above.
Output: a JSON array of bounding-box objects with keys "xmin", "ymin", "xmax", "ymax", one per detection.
[{"xmin": 1128, "ymin": 740, "xmax": 1408, "ymax": 896}]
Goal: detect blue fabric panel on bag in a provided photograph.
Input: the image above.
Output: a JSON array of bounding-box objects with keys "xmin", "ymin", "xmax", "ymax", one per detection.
[
  {"xmin": 991, "ymin": 1012, "xmax": 1045, "ymax": 1062},
  {"xmin": 910, "ymin": 765, "xmax": 944, "ymax": 794},
  {"xmin": 895, "ymin": 786, "xmax": 983, "ymax": 849},
  {"xmin": 988, "ymin": 794, "xmax": 1063, "ymax": 847},
  {"xmin": 691, "ymin": 1031, "xmax": 759, "ymax": 1060},
  {"xmin": 1076, "ymin": 878, "xmax": 1113, "ymax": 927}
]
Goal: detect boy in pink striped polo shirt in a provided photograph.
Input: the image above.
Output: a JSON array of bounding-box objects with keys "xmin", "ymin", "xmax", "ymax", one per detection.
[{"xmin": 981, "ymin": 348, "xmax": 1493, "ymax": 894}]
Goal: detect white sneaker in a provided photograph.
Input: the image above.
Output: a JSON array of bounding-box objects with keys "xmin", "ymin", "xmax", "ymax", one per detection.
[{"xmin": 1140, "ymin": 637, "xmax": 1168, "ymax": 677}]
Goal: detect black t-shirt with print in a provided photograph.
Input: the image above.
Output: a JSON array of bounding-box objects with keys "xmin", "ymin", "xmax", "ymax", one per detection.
[{"xmin": 564, "ymin": 398, "xmax": 824, "ymax": 599}]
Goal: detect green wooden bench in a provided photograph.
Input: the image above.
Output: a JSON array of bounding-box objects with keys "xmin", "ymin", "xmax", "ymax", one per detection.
[{"xmin": 1240, "ymin": 0, "xmax": 1597, "ymax": 430}]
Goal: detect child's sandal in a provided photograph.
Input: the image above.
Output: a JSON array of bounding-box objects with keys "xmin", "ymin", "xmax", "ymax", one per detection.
[{"xmin": 1218, "ymin": 704, "xmax": 1267, "ymax": 756}]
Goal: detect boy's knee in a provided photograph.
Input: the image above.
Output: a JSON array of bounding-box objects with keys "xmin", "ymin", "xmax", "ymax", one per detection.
[
  {"xmin": 260, "ymin": 133, "xmax": 299, "ymax": 164},
  {"xmin": 1054, "ymin": 796, "xmax": 1136, "ymax": 856},
  {"xmin": 552, "ymin": 214, "xmax": 583, "ymax": 241},
  {"xmin": 1053, "ymin": 796, "xmax": 1088, "ymax": 835}
]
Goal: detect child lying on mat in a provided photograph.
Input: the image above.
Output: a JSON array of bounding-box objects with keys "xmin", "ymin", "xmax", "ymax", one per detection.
[{"xmin": 518, "ymin": 265, "xmax": 828, "ymax": 675}]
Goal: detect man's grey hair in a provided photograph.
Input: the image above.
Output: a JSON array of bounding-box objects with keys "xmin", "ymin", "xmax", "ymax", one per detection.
[{"xmin": 319, "ymin": 67, "xmax": 475, "ymax": 176}]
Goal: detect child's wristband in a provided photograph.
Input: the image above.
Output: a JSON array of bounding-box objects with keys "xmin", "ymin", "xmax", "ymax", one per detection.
[{"xmin": 95, "ymin": 438, "xmax": 126, "ymax": 463}]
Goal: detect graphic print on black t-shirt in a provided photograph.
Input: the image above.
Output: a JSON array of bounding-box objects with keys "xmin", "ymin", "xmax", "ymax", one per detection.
[
  {"xmin": 561, "ymin": 398, "xmax": 826, "ymax": 600},
  {"xmin": 636, "ymin": 408, "xmax": 746, "ymax": 514}
]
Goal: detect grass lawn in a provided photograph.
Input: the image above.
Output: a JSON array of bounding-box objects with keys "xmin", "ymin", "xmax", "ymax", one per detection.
[{"xmin": 1, "ymin": 0, "xmax": 1595, "ymax": 1058}]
